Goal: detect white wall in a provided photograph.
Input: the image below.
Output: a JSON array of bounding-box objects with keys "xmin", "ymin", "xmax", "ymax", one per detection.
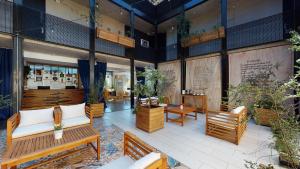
[
  {"xmin": 188, "ymin": 0, "xmax": 282, "ymax": 34},
  {"xmin": 46, "ymin": 0, "xmax": 125, "ymax": 35},
  {"xmin": 46, "ymin": 0, "xmax": 89, "ymax": 26}
]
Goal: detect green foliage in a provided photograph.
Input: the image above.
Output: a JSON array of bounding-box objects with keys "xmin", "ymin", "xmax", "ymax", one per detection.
[
  {"xmin": 54, "ymin": 123, "xmax": 63, "ymax": 131},
  {"xmin": 289, "ymin": 31, "xmax": 300, "ymax": 52},
  {"xmin": 88, "ymin": 74, "xmax": 105, "ymax": 104},
  {"xmin": 134, "ymin": 67, "xmax": 166, "ymax": 109},
  {"xmin": 244, "ymin": 160, "xmax": 274, "ymax": 169},
  {"xmin": 0, "ymin": 81, "xmax": 10, "ymax": 109},
  {"xmin": 176, "ymin": 14, "xmax": 190, "ymax": 39}
]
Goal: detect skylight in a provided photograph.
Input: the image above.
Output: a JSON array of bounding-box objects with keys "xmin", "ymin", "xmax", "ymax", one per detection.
[{"xmin": 148, "ymin": 0, "xmax": 165, "ymax": 6}]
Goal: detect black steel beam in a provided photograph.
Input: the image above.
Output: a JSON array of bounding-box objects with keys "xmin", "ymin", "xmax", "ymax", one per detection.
[
  {"xmin": 220, "ymin": 0, "xmax": 228, "ymax": 102},
  {"xmin": 130, "ymin": 10, "xmax": 135, "ymax": 109},
  {"xmin": 89, "ymin": 0, "xmax": 96, "ymax": 91},
  {"xmin": 12, "ymin": 0, "xmax": 24, "ymax": 113}
]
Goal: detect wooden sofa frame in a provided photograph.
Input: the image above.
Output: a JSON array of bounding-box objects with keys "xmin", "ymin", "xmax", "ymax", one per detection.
[
  {"xmin": 124, "ymin": 131, "xmax": 167, "ymax": 169},
  {"xmin": 6, "ymin": 106, "xmax": 93, "ymax": 148},
  {"xmin": 206, "ymin": 105, "xmax": 247, "ymax": 145}
]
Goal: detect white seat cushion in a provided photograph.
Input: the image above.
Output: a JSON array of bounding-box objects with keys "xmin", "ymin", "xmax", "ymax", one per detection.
[
  {"xmin": 19, "ymin": 107, "xmax": 54, "ymax": 127},
  {"xmin": 12, "ymin": 122, "xmax": 54, "ymax": 138},
  {"xmin": 62, "ymin": 116, "xmax": 90, "ymax": 128},
  {"xmin": 231, "ymin": 106, "xmax": 245, "ymax": 114},
  {"xmin": 97, "ymin": 156, "xmax": 134, "ymax": 169},
  {"xmin": 129, "ymin": 152, "xmax": 161, "ymax": 169},
  {"xmin": 60, "ymin": 103, "xmax": 86, "ymax": 120}
]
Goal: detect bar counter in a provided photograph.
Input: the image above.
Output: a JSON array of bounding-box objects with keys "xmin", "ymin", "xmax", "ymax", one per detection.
[{"xmin": 22, "ymin": 89, "xmax": 84, "ymax": 109}]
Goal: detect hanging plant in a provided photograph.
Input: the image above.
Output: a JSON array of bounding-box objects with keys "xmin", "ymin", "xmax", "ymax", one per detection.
[{"xmin": 176, "ymin": 14, "xmax": 190, "ymax": 40}]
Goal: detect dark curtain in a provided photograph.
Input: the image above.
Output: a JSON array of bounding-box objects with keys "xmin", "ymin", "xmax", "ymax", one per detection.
[
  {"xmin": 78, "ymin": 60, "xmax": 90, "ymax": 102},
  {"xmin": 95, "ymin": 62, "xmax": 107, "ymax": 103},
  {"xmin": 136, "ymin": 67, "xmax": 145, "ymax": 85},
  {"xmin": 0, "ymin": 48, "xmax": 13, "ymax": 120}
]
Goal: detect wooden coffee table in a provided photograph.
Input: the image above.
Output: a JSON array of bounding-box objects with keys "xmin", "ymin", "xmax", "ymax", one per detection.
[
  {"xmin": 1, "ymin": 124, "xmax": 100, "ymax": 169},
  {"xmin": 165, "ymin": 106, "xmax": 197, "ymax": 126}
]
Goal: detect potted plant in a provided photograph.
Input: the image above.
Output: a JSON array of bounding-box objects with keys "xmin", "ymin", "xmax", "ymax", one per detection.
[
  {"xmin": 54, "ymin": 123, "xmax": 63, "ymax": 139},
  {"xmin": 87, "ymin": 76, "xmax": 105, "ymax": 118},
  {"xmin": 134, "ymin": 67, "xmax": 166, "ymax": 133}
]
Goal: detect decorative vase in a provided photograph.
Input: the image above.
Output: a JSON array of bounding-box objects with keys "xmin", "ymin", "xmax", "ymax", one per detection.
[{"xmin": 54, "ymin": 129, "xmax": 63, "ymax": 139}]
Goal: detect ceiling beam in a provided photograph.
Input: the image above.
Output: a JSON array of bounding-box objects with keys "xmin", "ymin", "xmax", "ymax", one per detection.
[
  {"xmin": 110, "ymin": 0, "xmax": 156, "ymax": 24},
  {"xmin": 157, "ymin": 0, "xmax": 208, "ymax": 24}
]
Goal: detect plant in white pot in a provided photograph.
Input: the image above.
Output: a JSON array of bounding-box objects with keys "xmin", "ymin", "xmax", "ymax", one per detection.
[{"xmin": 54, "ymin": 123, "xmax": 63, "ymax": 139}]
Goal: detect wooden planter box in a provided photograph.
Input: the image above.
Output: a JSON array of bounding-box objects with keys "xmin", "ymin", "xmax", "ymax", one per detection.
[
  {"xmin": 89, "ymin": 103, "xmax": 104, "ymax": 118},
  {"xmin": 181, "ymin": 27, "xmax": 225, "ymax": 47},
  {"xmin": 254, "ymin": 108, "xmax": 278, "ymax": 127},
  {"xmin": 97, "ymin": 29, "xmax": 118, "ymax": 43},
  {"xmin": 118, "ymin": 35, "xmax": 135, "ymax": 48},
  {"xmin": 136, "ymin": 105, "xmax": 164, "ymax": 133}
]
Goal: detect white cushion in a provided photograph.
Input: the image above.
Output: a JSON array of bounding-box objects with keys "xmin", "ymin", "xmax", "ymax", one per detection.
[
  {"xmin": 12, "ymin": 122, "xmax": 54, "ymax": 138},
  {"xmin": 60, "ymin": 103, "xmax": 86, "ymax": 120},
  {"xmin": 159, "ymin": 103, "xmax": 167, "ymax": 107},
  {"xmin": 97, "ymin": 156, "xmax": 134, "ymax": 169},
  {"xmin": 231, "ymin": 106, "xmax": 245, "ymax": 114},
  {"xmin": 19, "ymin": 107, "xmax": 54, "ymax": 127},
  {"xmin": 62, "ymin": 116, "xmax": 90, "ymax": 128},
  {"xmin": 129, "ymin": 152, "xmax": 161, "ymax": 169}
]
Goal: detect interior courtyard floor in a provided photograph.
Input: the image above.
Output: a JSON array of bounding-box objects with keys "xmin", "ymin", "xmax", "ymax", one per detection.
[
  {"xmin": 103, "ymin": 110, "xmax": 283, "ymax": 169},
  {"xmin": 0, "ymin": 109, "xmax": 285, "ymax": 169}
]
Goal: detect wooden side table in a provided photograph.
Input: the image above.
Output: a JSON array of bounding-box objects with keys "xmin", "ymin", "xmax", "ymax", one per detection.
[
  {"xmin": 181, "ymin": 94, "xmax": 207, "ymax": 114},
  {"xmin": 165, "ymin": 106, "xmax": 197, "ymax": 126}
]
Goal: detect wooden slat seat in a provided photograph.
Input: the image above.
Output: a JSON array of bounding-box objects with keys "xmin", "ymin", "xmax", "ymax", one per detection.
[{"xmin": 206, "ymin": 105, "xmax": 247, "ymax": 145}]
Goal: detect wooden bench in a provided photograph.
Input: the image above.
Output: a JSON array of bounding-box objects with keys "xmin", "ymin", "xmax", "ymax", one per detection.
[
  {"xmin": 206, "ymin": 105, "xmax": 247, "ymax": 145},
  {"xmin": 6, "ymin": 106, "xmax": 93, "ymax": 148}
]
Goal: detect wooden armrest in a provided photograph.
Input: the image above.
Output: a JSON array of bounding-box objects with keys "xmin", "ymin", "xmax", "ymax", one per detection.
[
  {"xmin": 124, "ymin": 131, "xmax": 155, "ymax": 160},
  {"xmin": 220, "ymin": 104, "xmax": 237, "ymax": 111},
  {"xmin": 208, "ymin": 110, "xmax": 233, "ymax": 115},
  {"xmin": 54, "ymin": 106, "xmax": 62, "ymax": 124},
  {"xmin": 7, "ymin": 112, "xmax": 20, "ymax": 147},
  {"xmin": 85, "ymin": 106, "xmax": 93, "ymax": 126},
  {"xmin": 124, "ymin": 131, "xmax": 167, "ymax": 169}
]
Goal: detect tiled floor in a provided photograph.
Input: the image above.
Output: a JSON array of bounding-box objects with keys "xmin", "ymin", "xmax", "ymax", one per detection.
[
  {"xmin": 0, "ymin": 109, "xmax": 284, "ymax": 169},
  {"xmin": 102, "ymin": 110, "xmax": 284, "ymax": 169},
  {"xmin": 105, "ymin": 98, "xmax": 131, "ymax": 113}
]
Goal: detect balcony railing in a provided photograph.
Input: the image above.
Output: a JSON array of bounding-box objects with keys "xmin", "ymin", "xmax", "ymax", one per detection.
[
  {"xmin": 0, "ymin": 2, "xmax": 125, "ymax": 57},
  {"xmin": 186, "ymin": 13, "xmax": 284, "ymax": 58},
  {"xmin": 227, "ymin": 13, "xmax": 283, "ymax": 50},
  {"xmin": 0, "ymin": 0, "xmax": 13, "ymax": 34}
]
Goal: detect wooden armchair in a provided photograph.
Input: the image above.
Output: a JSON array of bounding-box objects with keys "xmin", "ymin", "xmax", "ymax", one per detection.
[
  {"xmin": 206, "ymin": 105, "xmax": 247, "ymax": 145},
  {"xmin": 55, "ymin": 106, "xmax": 93, "ymax": 127},
  {"xmin": 124, "ymin": 131, "xmax": 168, "ymax": 169}
]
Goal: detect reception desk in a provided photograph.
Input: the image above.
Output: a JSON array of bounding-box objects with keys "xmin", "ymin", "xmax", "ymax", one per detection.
[{"xmin": 22, "ymin": 89, "xmax": 84, "ymax": 109}]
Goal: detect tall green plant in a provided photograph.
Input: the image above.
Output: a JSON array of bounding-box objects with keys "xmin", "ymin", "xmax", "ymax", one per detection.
[
  {"xmin": 176, "ymin": 14, "xmax": 190, "ymax": 40},
  {"xmin": 0, "ymin": 81, "xmax": 10, "ymax": 109},
  {"xmin": 88, "ymin": 74, "xmax": 105, "ymax": 104},
  {"xmin": 134, "ymin": 67, "xmax": 165, "ymax": 108}
]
